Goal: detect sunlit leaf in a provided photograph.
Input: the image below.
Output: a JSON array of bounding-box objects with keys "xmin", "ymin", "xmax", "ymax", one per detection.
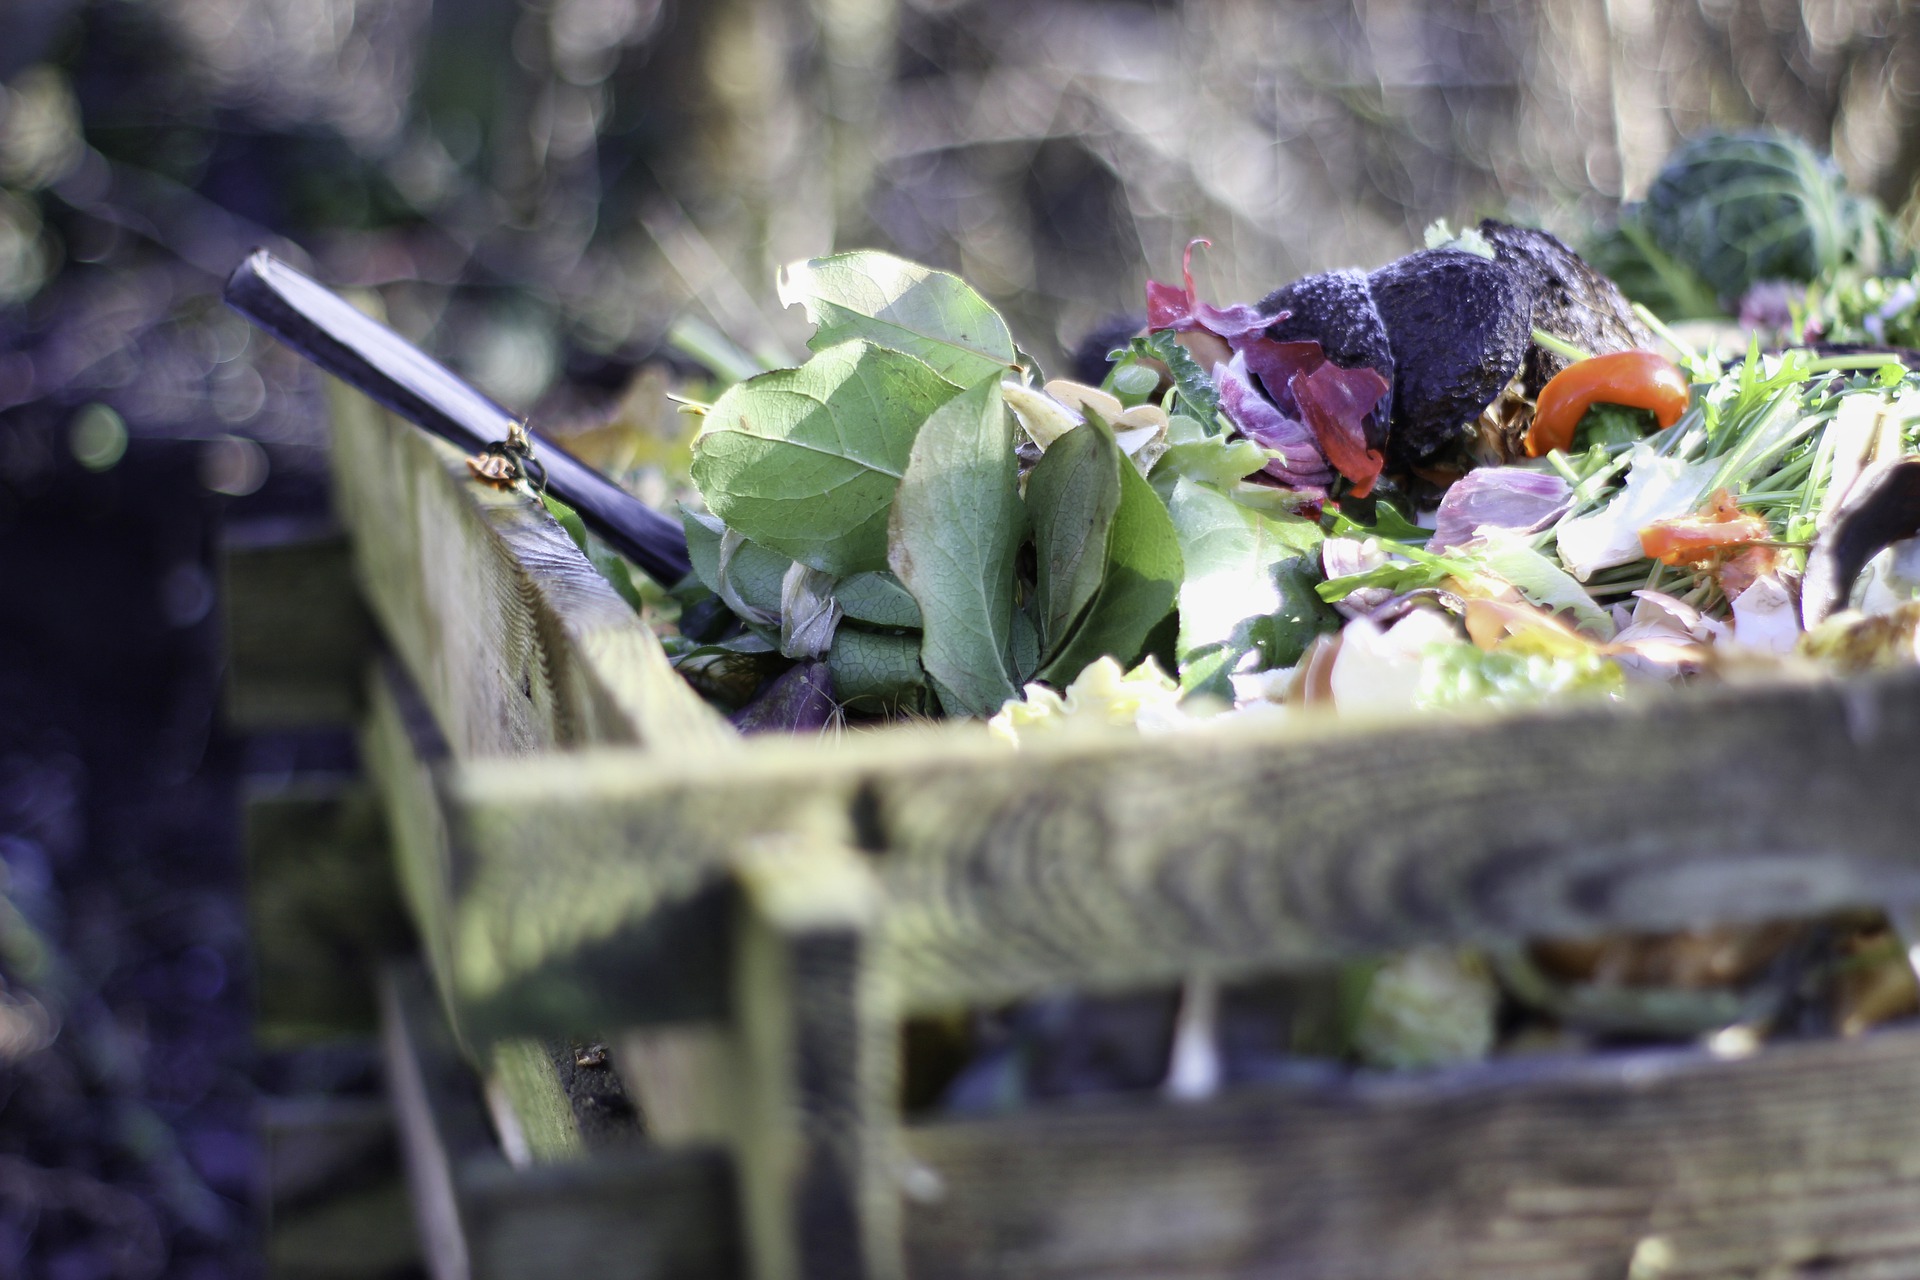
[
  {"xmin": 889, "ymin": 380, "xmax": 1027, "ymax": 716},
  {"xmin": 778, "ymin": 250, "xmax": 1017, "ymax": 387},
  {"xmin": 691, "ymin": 339, "xmax": 962, "ymax": 575}
]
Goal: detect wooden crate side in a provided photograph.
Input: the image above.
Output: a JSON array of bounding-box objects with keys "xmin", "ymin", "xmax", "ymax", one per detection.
[
  {"xmin": 245, "ymin": 776, "xmax": 410, "ymax": 1041},
  {"xmin": 380, "ymin": 964, "xmax": 743, "ymax": 1280},
  {"xmin": 899, "ymin": 1028, "xmax": 1920, "ymax": 1279},
  {"xmin": 222, "ymin": 521, "xmax": 374, "ymax": 729},
  {"xmin": 363, "ymin": 659, "xmax": 459, "ymax": 1018},
  {"xmin": 366, "ymin": 656, "xmax": 732, "ymax": 1043},
  {"xmin": 325, "ymin": 378, "xmax": 731, "ymax": 758},
  {"xmin": 729, "ymin": 839, "xmax": 900, "ymax": 1280},
  {"xmin": 434, "ymin": 668, "xmax": 1920, "ymax": 1028}
]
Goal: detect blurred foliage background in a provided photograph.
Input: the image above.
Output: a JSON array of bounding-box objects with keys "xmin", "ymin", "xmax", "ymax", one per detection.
[{"xmin": 8, "ymin": 0, "xmax": 1920, "ymax": 465}]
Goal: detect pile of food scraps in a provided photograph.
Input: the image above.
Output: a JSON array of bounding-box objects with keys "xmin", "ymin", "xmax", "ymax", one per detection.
[{"xmin": 557, "ymin": 130, "xmax": 1920, "ymax": 1091}]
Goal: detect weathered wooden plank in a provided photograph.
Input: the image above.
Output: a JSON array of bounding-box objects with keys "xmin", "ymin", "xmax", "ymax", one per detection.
[
  {"xmin": 245, "ymin": 776, "xmax": 410, "ymax": 1040},
  {"xmin": 365, "ymin": 655, "xmax": 729, "ymax": 1043},
  {"xmin": 729, "ymin": 840, "xmax": 899, "ymax": 1280},
  {"xmin": 363, "ymin": 658, "xmax": 460, "ymax": 1018},
  {"xmin": 899, "ymin": 1027, "xmax": 1920, "ymax": 1280},
  {"xmin": 380, "ymin": 963, "xmax": 743, "ymax": 1280},
  {"xmin": 486, "ymin": 1039, "xmax": 586, "ymax": 1165},
  {"xmin": 222, "ymin": 519, "xmax": 374, "ymax": 729},
  {"xmin": 326, "ymin": 378, "xmax": 731, "ymax": 759},
  {"xmin": 433, "ymin": 668, "xmax": 1920, "ymax": 1029}
]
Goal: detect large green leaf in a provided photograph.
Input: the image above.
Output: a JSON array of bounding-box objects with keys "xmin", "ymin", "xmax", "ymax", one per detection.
[
  {"xmin": 778, "ymin": 251, "xmax": 1017, "ymax": 387},
  {"xmin": 1170, "ymin": 478, "xmax": 1325, "ymax": 660},
  {"xmin": 888, "ymin": 380, "xmax": 1027, "ymax": 717},
  {"xmin": 1026, "ymin": 421, "xmax": 1123, "ymax": 651},
  {"xmin": 1038, "ymin": 423, "xmax": 1184, "ymax": 682},
  {"xmin": 690, "ymin": 340, "xmax": 961, "ymax": 575}
]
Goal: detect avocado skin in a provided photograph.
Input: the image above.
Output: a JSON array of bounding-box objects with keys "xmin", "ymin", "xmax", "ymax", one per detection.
[
  {"xmin": 1478, "ymin": 220, "xmax": 1655, "ymax": 399},
  {"xmin": 1367, "ymin": 248, "xmax": 1531, "ymax": 466}
]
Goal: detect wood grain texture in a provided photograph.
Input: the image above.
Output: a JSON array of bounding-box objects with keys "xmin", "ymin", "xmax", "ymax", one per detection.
[
  {"xmin": 326, "ymin": 378, "xmax": 731, "ymax": 759},
  {"xmin": 730, "ymin": 841, "xmax": 900, "ymax": 1280},
  {"xmin": 221, "ymin": 519, "xmax": 373, "ymax": 728},
  {"xmin": 434, "ymin": 668, "xmax": 1920, "ymax": 1028},
  {"xmin": 900, "ymin": 1027, "xmax": 1920, "ymax": 1280},
  {"xmin": 486, "ymin": 1039, "xmax": 586, "ymax": 1164},
  {"xmin": 363, "ymin": 659, "xmax": 461, "ymax": 1023},
  {"xmin": 380, "ymin": 964, "xmax": 742, "ymax": 1280},
  {"xmin": 244, "ymin": 776, "xmax": 409, "ymax": 1041}
]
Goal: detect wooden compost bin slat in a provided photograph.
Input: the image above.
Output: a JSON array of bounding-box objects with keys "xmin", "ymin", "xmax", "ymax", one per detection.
[
  {"xmin": 902, "ymin": 1031, "xmax": 1920, "ymax": 1279},
  {"xmin": 325, "ymin": 377, "xmax": 731, "ymax": 759},
  {"xmin": 422, "ymin": 671, "xmax": 1920, "ymax": 1033},
  {"xmin": 325, "ymin": 379, "xmax": 1920, "ymax": 1279},
  {"xmin": 381, "ymin": 962, "xmax": 740, "ymax": 1280}
]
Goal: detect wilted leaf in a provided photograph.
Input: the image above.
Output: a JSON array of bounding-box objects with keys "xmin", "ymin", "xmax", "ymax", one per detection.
[
  {"xmin": 780, "ymin": 562, "xmax": 843, "ymax": 659},
  {"xmin": 691, "ymin": 339, "xmax": 962, "ymax": 575},
  {"xmin": 889, "ymin": 380, "xmax": 1027, "ymax": 717},
  {"xmin": 778, "ymin": 250, "xmax": 1017, "ymax": 387}
]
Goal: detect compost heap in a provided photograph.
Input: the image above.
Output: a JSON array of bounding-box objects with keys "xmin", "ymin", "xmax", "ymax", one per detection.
[
  {"xmin": 671, "ymin": 220, "xmax": 1920, "ymax": 734},
  {"xmin": 641, "ymin": 133, "xmax": 1920, "ymax": 1081}
]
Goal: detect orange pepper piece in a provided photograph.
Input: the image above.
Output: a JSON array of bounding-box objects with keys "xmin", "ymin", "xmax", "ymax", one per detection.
[{"xmin": 1523, "ymin": 350, "xmax": 1690, "ymax": 457}]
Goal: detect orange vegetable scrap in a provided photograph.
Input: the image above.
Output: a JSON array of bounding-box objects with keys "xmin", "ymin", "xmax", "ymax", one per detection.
[
  {"xmin": 1523, "ymin": 350, "xmax": 1690, "ymax": 457},
  {"xmin": 1638, "ymin": 489, "xmax": 1773, "ymax": 566}
]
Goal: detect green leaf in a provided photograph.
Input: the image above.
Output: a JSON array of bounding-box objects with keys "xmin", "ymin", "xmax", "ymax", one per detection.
[
  {"xmin": 1574, "ymin": 402, "xmax": 1658, "ymax": 450},
  {"xmin": 1026, "ymin": 419, "xmax": 1123, "ymax": 650},
  {"xmin": 889, "ymin": 380, "xmax": 1028, "ymax": 717},
  {"xmin": 691, "ymin": 340, "xmax": 962, "ymax": 575},
  {"xmin": 1461, "ymin": 527, "xmax": 1611, "ymax": 638},
  {"xmin": 1245, "ymin": 557, "xmax": 1339, "ymax": 668},
  {"xmin": 681, "ymin": 506, "xmax": 724, "ymax": 593},
  {"xmin": 1010, "ymin": 604, "xmax": 1041, "ymax": 684},
  {"xmin": 672, "ymin": 632, "xmax": 787, "ymax": 708},
  {"xmin": 1169, "ymin": 478, "xmax": 1325, "ymax": 660},
  {"xmin": 835, "ymin": 571, "xmax": 922, "ymax": 629},
  {"xmin": 1328, "ymin": 501, "xmax": 1428, "ymax": 547},
  {"xmin": 1039, "ymin": 423, "xmax": 1184, "ymax": 682},
  {"xmin": 1157, "ymin": 437, "xmax": 1270, "ymax": 489},
  {"xmin": 1134, "ymin": 331, "xmax": 1220, "ymax": 426},
  {"xmin": 827, "ymin": 628, "xmax": 926, "ymax": 710},
  {"xmin": 1316, "ymin": 558, "xmax": 1451, "ymax": 603},
  {"xmin": 716, "ymin": 529, "xmax": 792, "ymax": 622},
  {"xmin": 777, "ymin": 251, "xmax": 1017, "ymax": 387}
]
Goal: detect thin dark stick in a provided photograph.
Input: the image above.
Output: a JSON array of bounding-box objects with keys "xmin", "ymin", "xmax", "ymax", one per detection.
[{"xmin": 224, "ymin": 249, "xmax": 692, "ymax": 585}]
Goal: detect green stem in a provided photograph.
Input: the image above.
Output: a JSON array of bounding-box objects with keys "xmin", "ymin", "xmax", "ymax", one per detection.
[
  {"xmin": 1804, "ymin": 353, "xmax": 1908, "ymax": 374},
  {"xmin": 1531, "ymin": 328, "xmax": 1593, "ymax": 362}
]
